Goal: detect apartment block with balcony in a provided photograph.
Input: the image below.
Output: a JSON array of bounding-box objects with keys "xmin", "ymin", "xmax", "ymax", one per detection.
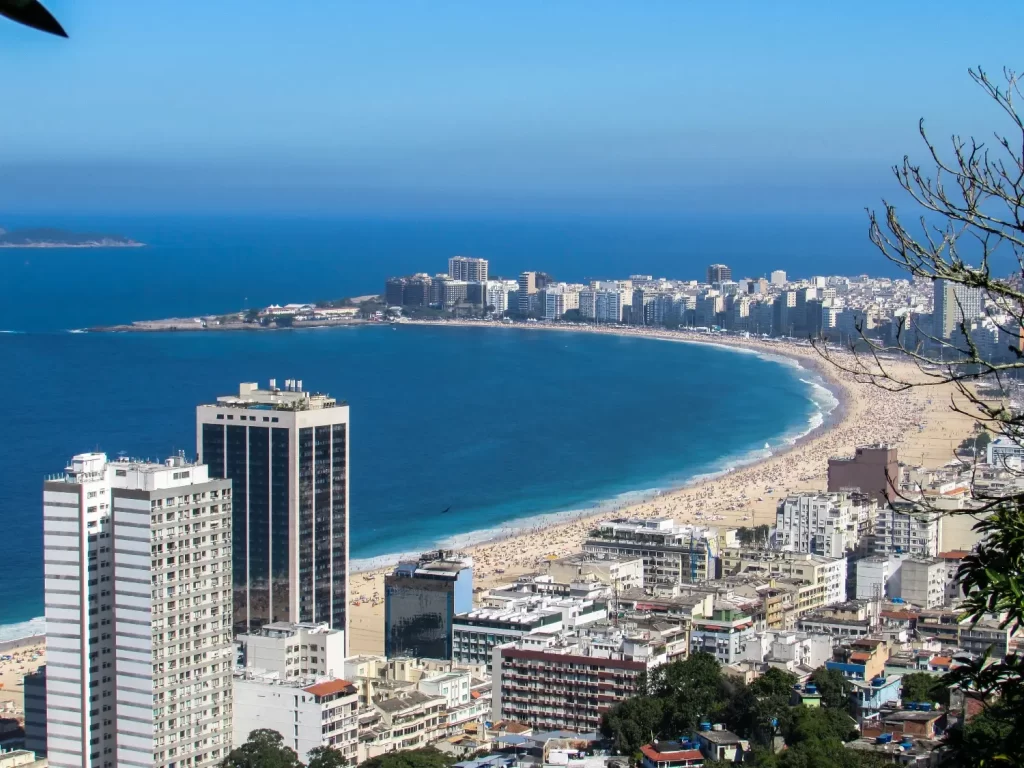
[
  {"xmin": 898, "ymin": 558, "xmax": 946, "ymax": 609},
  {"xmin": 232, "ymin": 674, "xmax": 359, "ymax": 765},
  {"xmin": 358, "ymin": 690, "xmax": 447, "ymax": 762},
  {"xmin": 43, "ymin": 452, "xmax": 234, "ymax": 768},
  {"xmin": 490, "ymin": 629, "xmax": 660, "ymax": 733},
  {"xmin": 689, "ymin": 609, "xmax": 755, "ymax": 664},
  {"xmin": 719, "ymin": 549, "xmax": 848, "ymax": 608},
  {"xmin": 453, "ymin": 597, "xmax": 607, "ymax": 673},
  {"xmin": 583, "ymin": 518, "xmax": 718, "ymax": 587},
  {"xmin": 872, "ymin": 503, "xmax": 940, "ymax": 558}
]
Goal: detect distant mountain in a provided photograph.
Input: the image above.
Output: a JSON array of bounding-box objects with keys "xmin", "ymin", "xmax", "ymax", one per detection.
[{"xmin": 0, "ymin": 227, "xmax": 143, "ymax": 247}]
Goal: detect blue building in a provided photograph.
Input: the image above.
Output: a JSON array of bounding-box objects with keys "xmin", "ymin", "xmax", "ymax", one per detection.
[{"xmin": 385, "ymin": 550, "xmax": 473, "ymax": 659}]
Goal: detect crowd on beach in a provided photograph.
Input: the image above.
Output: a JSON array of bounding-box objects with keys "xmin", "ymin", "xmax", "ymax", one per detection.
[
  {"xmin": 0, "ymin": 640, "xmax": 45, "ymax": 717},
  {"xmin": 389, "ymin": 321, "xmax": 968, "ymax": 588}
]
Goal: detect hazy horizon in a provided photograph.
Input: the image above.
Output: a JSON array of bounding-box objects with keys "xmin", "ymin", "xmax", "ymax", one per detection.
[{"xmin": 2, "ymin": 1, "xmax": 1022, "ymax": 215}]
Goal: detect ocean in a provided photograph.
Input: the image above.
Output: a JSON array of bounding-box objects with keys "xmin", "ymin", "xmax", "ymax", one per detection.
[{"xmin": 0, "ymin": 215, "xmax": 841, "ymax": 638}]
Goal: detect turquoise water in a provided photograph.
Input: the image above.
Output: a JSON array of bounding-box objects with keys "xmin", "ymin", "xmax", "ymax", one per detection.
[{"xmin": 0, "ymin": 323, "xmax": 830, "ymax": 635}]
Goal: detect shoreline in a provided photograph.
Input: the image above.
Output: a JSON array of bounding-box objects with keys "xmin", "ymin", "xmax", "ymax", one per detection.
[
  {"xmin": 0, "ymin": 321, "xmax": 847, "ymax": 641},
  {"xmin": 348, "ymin": 320, "xmax": 975, "ymax": 654},
  {"xmin": 347, "ymin": 320, "xmax": 851, "ymax": 575}
]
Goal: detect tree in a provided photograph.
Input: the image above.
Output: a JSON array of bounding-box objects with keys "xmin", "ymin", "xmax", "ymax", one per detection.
[
  {"xmin": 360, "ymin": 747, "xmax": 455, "ymax": 768},
  {"xmin": 221, "ymin": 729, "xmax": 303, "ymax": 768},
  {"xmin": 601, "ymin": 653, "xmax": 731, "ymax": 755},
  {"xmin": 809, "ymin": 667, "xmax": 851, "ymax": 710},
  {"xmin": 306, "ymin": 747, "xmax": 349, "ymax": 768},
  {"xmin": 899, "ymin": 672, "xmax": 949, "ymax": 706},
  {"xmin": 600, "ymin": 695, "xmax": 665, "ymax": 756},
  {"xmin": 811, "ymin": 67, "xmax": 1024, "ymax": 768}
]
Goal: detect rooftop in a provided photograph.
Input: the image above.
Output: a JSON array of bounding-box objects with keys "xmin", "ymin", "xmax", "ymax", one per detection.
[
  {"xmin": 640, "ymin": 743, "xmax": 703, "ymax": 762},
  {"xmin": 200, "ymin": 380, "xmax": 340, "ymax": 411},
  {"xmin": 303, "ymin": 679, "xmax": 356, "ymax": 698},
  {"xmin": 49, "ymin": 451, "xmax": 212, "ymax": 490}
]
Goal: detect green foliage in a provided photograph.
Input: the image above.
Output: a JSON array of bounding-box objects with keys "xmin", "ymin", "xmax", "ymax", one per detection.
[
  {"xmin": 361, "ymin": 747, "xmax": 456, "ymax": 768},
  {"xmin": 306, "ymin": 747, "xmax": 349, "ymax": 768},
  {"xmin": 943, "ymin": 655, "xmax": 1024, "ymax": 767},
  {"xmin": 898, "ymin": 673, "xmax": 948, "ymax": 706},
  {"xmin": 757, "ymin": 706, "xmax": 865, "ymax": 768},
  {"xmin": 601, "ymin": 695, "xmax": 665, "ymax": 756},
  {"xmin": 221, "ymin": 729, "xmax": 304, "ymax": 768},
  {"xmin": 809, "ymin": 667, "xmax": 852, "ymax": 710},
  {"xmin": 274, "ymin": 314, "xmax": 296, "ymax": 328},
  {"xmin": 958, "ymin": 431, "xmax": 992, "ymax": 455},
  {"xmin": 736, "ymin": 525, "xmax": 771, "ymax": 546}
]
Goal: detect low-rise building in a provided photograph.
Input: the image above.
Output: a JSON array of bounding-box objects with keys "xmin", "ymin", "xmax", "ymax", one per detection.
[
  {"xmin": 358, "ymin": 690, "xmax": 448, "ymax": 761},
  {"xmin": 453, "ymin": 597, "xmax": 607, "ymax": 672},
  {"xmin": 720, "ymin": 549, "xmax": 848, "ymax": 608},
  {"xmin": 232, "ymin": 674, "xmax": 360, "ymax": 765},
  {"xmin": 827, "ymin": 637, "xmax": 889, "ymax": 682},
  {"xmin": 640, "ymin": 741, "xmax": 705, "ymax": 768},
  {"xmin": 583, "ymin": 518, "xmax": 719, "ymax": 586},
  {"xmin": 689, "ymin": 609, "xmax": 755, "ymax": 664},
  {"xmin": 692, "ymin": 726, "xmax": 749, "ymax": 764},
  {"xmin": 545, "ymin": 553, "xmax": 644, "ymax": 592},
  {"xmin": 898, "ymin": 558, "xmax": 945, "ymax": 609},
  {"xmin": 237, "ymin": 622, "xmax": 347, "ymax": 679}
]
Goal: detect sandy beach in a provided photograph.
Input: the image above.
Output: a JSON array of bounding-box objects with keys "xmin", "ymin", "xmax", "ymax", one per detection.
[
  {"xmin": 347, "ymin": 322, "xmax": 978, "ymax": 655},
  {"xmin": 0, "ymin": 639, "xmax": 45, "ymax": 722}
]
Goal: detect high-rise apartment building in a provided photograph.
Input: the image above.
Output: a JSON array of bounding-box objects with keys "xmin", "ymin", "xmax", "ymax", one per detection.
[
  {"xmin": 933, "ymin": 279, "xmax": 983, "ymax": 340},
  {"xmin": 447, "ymin": 256, "xmax": 489, "ymax": 283},
  {"xmin": 197, "ymin": 380, "xmax": 349, "ymax": 637},
  {"xmin": 517, "ymin": 272, "xmax": 537, "ymax": 316},
  {"xmin": 872, "ymin": 503, "xmax": 940, "ymax": 558},
  {"xmin": 775, "ymin": 492, "xmax": 875, "ymax": 558},
  {"xmin": 706, "ymin": 264, "xmax": 732, "ymax": 284},
  {"xmin": 43, "ymin": 452, "xmax": 233, "ymax": 768},
  {"xmin": 770, "ymin": 270, "xmax": 787, "ymax": 286}
]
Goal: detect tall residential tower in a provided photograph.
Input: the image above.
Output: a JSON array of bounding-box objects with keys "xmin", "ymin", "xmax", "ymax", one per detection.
[
  {"xmin": 197, "ymin": 380, "xmax": 350, "ymax": 639},
  {"xmin": 43, "ymin": 453, "xmax": 233, "ymax": 768}
]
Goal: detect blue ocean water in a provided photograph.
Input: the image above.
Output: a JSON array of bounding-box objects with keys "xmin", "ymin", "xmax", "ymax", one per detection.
[
  {"xmin": 0, "ymin": 213, "xmax": 891, "ymax": 333},
  {"xmin": 0, "ymin": 216, "xmax": 837, "ymax": 634}
]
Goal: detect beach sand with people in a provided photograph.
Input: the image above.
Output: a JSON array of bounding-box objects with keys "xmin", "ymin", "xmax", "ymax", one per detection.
[
  {"xmin": 0, "ymin": 638, "xmax": 45, "ymax": 722},
  {"xmin": 347, "ymin": 322, "xmax": 978, "ymax": 655}
]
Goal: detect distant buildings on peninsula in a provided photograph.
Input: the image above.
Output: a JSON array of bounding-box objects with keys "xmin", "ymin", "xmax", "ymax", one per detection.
[{"xmin": 383, "ymin": 257, "xmax": 1006, "ymax": 359}]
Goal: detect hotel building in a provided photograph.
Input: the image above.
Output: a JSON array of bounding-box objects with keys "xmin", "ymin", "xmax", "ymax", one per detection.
[{"xmin": 196, "ymin": 380, "xmax": 349, "ymax": 638}]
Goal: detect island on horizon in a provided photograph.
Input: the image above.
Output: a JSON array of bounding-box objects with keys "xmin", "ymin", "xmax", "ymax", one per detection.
[{"xmin": 0, "ymin": 227, "xmax": 144, "ymax": 248}]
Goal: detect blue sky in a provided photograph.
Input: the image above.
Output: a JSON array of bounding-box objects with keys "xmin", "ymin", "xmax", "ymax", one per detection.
[{"xmin": 1, "ymin": 1, "xmax": 1022, "ymax": 214}]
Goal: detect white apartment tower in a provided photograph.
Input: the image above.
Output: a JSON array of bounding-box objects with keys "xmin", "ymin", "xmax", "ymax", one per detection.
[
  {"xmin": 43, "ymin": 452, "xmax": 234, "ymax": 768},
  {"xmin": 933, "ymin": 279, "xmax": 983, "ymax": 340},
  {"xmin": 196, "ymin": 381, "xmax": 349, "ymax": 640},
  {"xmin": 447, "ymin": 256, "xmax": 488, "ymax": 283}
]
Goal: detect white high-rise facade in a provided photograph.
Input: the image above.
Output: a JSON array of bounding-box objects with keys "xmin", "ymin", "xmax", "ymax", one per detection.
[
  {"xmin": 447, "ymin": 256, "xmax": 488, "ymax": 282},
  {"xmin": 775, "ymin": 492, "xmax": 869, "ymax": 558},
  {"xmin": 872, "ymin": 504, "xmax": 940, "ymax": 557},
  {"xmin": 933, "ymin": 279, "xmax": 983, "ymax": 340},
  {"xmin": 43, "ymin": 452, "xmax": 234, "ymax": 768},
  {"xmin": 197, "ymin": 381, "xmax": 349, "ymax": 640}
]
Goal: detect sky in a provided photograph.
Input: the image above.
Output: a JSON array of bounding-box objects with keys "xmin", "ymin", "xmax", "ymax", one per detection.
[{"xmin": 1, "ymin": 1, "xmax": 1022, "ymax": 215}]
